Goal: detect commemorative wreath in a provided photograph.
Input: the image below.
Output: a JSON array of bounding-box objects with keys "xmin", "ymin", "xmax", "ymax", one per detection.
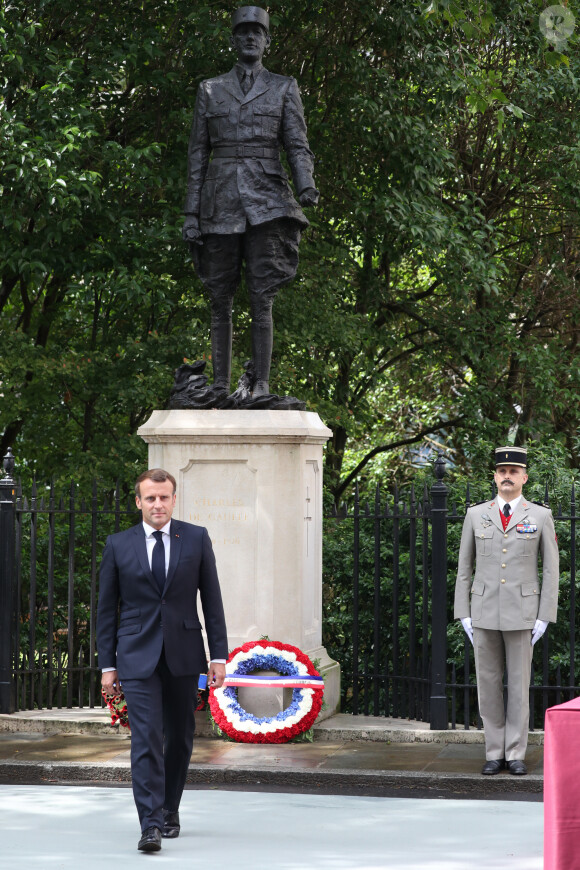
[{"xmin": 209, "ymin": 640, "xmax": 324, "ymax": 744}]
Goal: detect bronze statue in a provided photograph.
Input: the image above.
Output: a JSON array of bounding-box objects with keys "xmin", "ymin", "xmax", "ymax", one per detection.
[{"xmin": 174, "ymin": 5, "xmax": 318, "ymax": 410}]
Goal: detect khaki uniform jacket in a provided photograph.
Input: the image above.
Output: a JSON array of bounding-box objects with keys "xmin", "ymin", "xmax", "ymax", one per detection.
[
  {"xmin": 184, "ymin": 66, "xmax": 316, "ymax": 234},
  {"xmin": 454, "ymin": 498, "xmax": 559, "ymax": 631}
]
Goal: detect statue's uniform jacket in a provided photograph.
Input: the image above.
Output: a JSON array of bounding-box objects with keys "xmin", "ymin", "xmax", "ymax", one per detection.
[
  {"xmin": 184, "ymin": 66, "xmax": 316, "ymax": 234},
  {"xmin": 454, "ymin": 499, "xmax": 559, "ymax": 630}
]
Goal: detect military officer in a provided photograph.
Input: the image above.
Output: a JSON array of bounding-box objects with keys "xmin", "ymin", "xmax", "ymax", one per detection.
[
  {"xmin": 454, "ymin": 446, "xmax": 559, "ymax": 775},
  {"xmin": 183, "ymin": 6, "xmax": 318, "ymax": 401}
]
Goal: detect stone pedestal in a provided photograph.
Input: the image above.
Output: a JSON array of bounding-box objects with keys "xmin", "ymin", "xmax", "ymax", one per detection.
[{"xmin": 138, "ymin": 409, "xmax": 340, "ymax": 720}]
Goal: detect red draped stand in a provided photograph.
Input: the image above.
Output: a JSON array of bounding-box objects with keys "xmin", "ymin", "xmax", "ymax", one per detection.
[{"xmin": 544, "ymin": 697, "xmax": 580, "ymax": 869}]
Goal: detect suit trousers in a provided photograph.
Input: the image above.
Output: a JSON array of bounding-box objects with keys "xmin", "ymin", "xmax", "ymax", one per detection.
[
  {"xmin": 473, "ymin": 627, "xmax": 533, "ymax": 761},
  {"xmin": 121, "ymin": 646, "xmax": 198, "ymax": 831}
]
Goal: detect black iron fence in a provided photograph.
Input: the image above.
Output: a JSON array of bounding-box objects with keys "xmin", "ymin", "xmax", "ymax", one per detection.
[
  {"xmin": 0, "ymin": 450, "xmax": 138, "ymax": 714},
  {"xmin": 1, "ymin": 449, "xmax": 578, "ymax": 730},
  {"xmin": 323, "ymin": 456, "xmax": 578, "ymax": 729}
]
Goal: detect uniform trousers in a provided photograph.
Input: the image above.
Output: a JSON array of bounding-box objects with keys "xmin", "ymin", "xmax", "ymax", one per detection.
[
  {"xmin": 121, "ymin": 647, "xmax": 198, "ymax": 832},
  {"xmin": 194, "ymin": 218, "xmax": 301, "ymax": 324},
  {"xmin": 473, "ymin": 627, "xmax": 533, "ymax": 761}
]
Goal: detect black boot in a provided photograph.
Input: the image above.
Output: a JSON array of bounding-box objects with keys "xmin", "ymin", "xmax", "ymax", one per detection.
[
  {"xmin": 211, "ymin": 320, "xmax": 232, "ymax": 392},
  {"xmin": 250, "ymin": 317, "xmax": 273, "ymax": 398}
]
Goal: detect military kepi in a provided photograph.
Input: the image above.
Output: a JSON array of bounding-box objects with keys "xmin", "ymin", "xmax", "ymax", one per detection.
[
  {"xmin": 495, "ymin": 446, "xmax": 527, "ymax": 467},
  {"xmin": 232, "ymin": 6, "xmax": 270, "ymax": 32}
]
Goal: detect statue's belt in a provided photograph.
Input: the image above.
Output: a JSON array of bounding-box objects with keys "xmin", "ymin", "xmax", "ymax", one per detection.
[{"xmin": 212, "ymin": 145, "xmax": 279, "ymax": 159}]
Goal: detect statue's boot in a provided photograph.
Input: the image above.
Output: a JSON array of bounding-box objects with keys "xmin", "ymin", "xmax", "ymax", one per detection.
[
  {"xmin": 251, "ymin": 318, "xmax": 273, "ymax": 398},
  {"xmin": 211, "ymin": 321, "xmax": 232, "ymax": 393}
]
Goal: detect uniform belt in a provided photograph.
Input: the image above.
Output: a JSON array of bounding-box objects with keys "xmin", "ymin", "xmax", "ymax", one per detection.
[{"xmin": 212, "ymin": 145, "xmax": 279, "ymax": 159}]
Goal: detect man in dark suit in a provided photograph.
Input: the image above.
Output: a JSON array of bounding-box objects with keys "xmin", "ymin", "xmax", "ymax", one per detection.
[
  {"xmin": 97, "ymin": 468, "xmax": 228, "ymax": 852},
  {"xmin": 183, "ymin": 5, "xmax": 318, "ymax": 400}
]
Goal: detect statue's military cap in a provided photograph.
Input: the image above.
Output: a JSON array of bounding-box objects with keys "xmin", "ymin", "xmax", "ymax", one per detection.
[{"xmin": 232, "ymin": 6, "xmax": 270, "ymax": 33}]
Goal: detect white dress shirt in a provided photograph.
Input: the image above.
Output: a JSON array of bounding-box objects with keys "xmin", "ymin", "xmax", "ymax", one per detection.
[{"xmin": 143, "ymin": 519, "xmax": 171, "ymax": 571}]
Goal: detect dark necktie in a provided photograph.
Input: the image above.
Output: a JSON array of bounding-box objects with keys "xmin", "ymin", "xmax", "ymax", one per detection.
[
  {"xmin": 241, "ymin": 72, "xmax": 253, "ymax": 95},
  {"xmin": 151, "ymin": 530, "xmax": 166, "ymax": 593},
  {"xmin": 503, "ymin": 503, "xmax": 511, "ymax": 518}
]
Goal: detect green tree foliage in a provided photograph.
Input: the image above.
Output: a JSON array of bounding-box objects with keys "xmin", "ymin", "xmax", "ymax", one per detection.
[
  {"xmin": 294, "ymin": 0, "xmax": 580, "ymax": 501},
  {"xmin": 1, "ymin": 1, "xmax": 579, "ymax": 498},
  {"xmin": 0, "ymin": 0, "xmax": 230, "ymax": 484}
]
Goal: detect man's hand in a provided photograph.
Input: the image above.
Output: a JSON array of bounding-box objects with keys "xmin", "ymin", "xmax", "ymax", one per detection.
[
  {"xmin": 182, "ymin": 214, "xmax": 202, "ymax": 245},
  {"xmin": 461, "ymin": 617, "xmax": 474, "ymax": 645},
  {"xmin": 299, "ymin": 187, "xmax": 319, "ymax": 208},
  {"xmin": 101, "ymin": 669, "xmax": 121, "ymax": 696},
  {"xmin": 531, "ymin": 619, "xmax": 548, "ymax": 646},
  {"xmin": 207, "ymin": 661, "xmax": 226, "ymax": 689}
]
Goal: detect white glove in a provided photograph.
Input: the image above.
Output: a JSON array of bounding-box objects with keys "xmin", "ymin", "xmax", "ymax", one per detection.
[
  {"xmin": 461, "ymin": 617, "xmax": 474, "ymax": 644},
  {"xmin": 531, "ymin": 619, "xmax": 548, "ymax": 646}
]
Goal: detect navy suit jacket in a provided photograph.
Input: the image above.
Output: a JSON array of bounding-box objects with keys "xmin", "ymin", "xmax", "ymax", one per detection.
[{"xmin": 97, "ymin": 519, "xmax": 228, "ymax": 679}]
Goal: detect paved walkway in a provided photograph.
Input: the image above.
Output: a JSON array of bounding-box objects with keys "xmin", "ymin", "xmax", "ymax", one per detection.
[
  {"xmin": 0, "ymin": 710, "xmax": 546, "ymax": 867},
  {"xmin": 0, "ymin": 709, "xmax": 544, "ymax": 796},
  {"xmin": 2, "ymin": 785, "xmax": 543, "ymax": 869}
]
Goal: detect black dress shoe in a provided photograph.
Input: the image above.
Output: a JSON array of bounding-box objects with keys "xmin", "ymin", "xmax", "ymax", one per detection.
[
  {"xmin": 507, "ymin": 759, "xmax": 527, "ymax": 775},
  {"xmin": 138, "ymin": 826, "xmax": 162, "ymax": 852},
  {"xmin": 162, "ymin": 810, "xmax": 180, "ymax": 839},
  {"xmin": 481, "ymin": 758, "xmax": 505, "ymax": 775}
]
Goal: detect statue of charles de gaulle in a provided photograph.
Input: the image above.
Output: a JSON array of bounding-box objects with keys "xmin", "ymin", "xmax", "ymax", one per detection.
[{"xmin": 171, "ymin": 5, "xmax": 318, "ymax": 410}]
